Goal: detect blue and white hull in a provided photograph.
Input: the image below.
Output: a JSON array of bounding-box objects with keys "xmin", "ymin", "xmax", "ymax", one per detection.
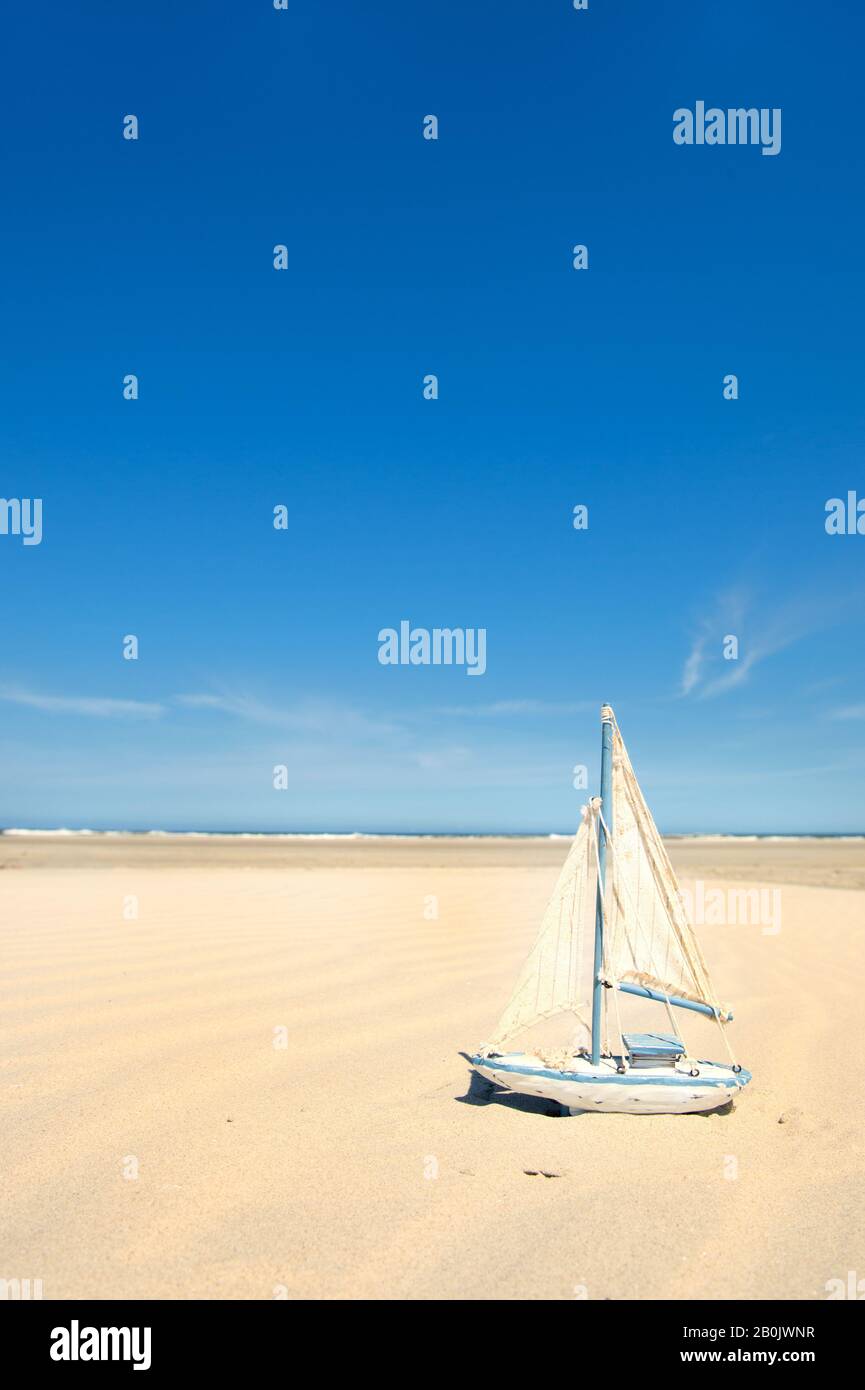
[{"xmin": 470, "ymin": 1052, "xmax": 752, "ymax": 1115}]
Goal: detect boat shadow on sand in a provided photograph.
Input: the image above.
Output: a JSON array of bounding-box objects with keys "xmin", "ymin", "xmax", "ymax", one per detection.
[{"xmin": 456, "ymin": 1054, "xmax": 735, "ymax": 1119}]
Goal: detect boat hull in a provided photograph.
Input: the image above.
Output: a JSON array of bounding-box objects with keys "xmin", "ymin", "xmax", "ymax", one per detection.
[{"xmin": 470, "ymin": 1053, "xmax": 752, "ymax": 1115}]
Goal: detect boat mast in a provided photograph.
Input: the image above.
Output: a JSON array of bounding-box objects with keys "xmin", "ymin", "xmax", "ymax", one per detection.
[{"xmin": 590, "ymin": 704, "xmax": 614, "ymax": 1065}]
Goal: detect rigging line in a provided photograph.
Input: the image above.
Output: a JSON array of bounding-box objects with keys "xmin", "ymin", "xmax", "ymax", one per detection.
[
  {"xmin": 610, "ymin": 965, "xmax": 628, "ymax": 1070},
  {"xmin": 587, "ymin": 801, "xmax": 643, "ymax": 1062}
]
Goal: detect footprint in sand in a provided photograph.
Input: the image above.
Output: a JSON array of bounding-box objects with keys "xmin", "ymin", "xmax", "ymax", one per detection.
[{"xmin": 777, "ymin": 1107, "xmax": 803, "ymax": 1126}]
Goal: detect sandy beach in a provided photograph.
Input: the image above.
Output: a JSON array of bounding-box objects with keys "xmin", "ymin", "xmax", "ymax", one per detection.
[{"xmin": 2, "ymin": 834, "xmax": 863, "ymax": 1300}]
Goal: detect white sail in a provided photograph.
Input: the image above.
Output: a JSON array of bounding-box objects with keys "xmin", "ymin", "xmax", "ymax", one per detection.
[
  {"xmin": 483, "ymin": 803, "xmax": 597, "ymax": 1055},
  {"xmin": 482, "ymin": 707, "xmax": 731, "ymax": 1062},
  {"xmin": 604, "ymin": 721, "xmax": 729, "ymax": 1018}
]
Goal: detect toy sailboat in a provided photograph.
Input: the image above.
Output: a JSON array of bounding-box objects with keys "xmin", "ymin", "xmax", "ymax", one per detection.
[{"xmin": 470, "ymin": 705, "xmax": 751, "ymax": 1115}]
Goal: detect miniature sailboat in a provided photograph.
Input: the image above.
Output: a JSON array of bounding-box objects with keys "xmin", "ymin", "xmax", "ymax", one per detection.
[{"xmin": 470, "ymin": 705, "xmax": 751, "ymax": 1115}]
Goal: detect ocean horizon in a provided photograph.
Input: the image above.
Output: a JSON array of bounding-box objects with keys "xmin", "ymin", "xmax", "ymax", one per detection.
[{"xmin": 3, "ymin": 826, "xmax": 864, "ymax": 842}]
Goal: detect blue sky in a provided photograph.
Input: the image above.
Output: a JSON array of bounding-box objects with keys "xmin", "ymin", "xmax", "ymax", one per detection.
[{"xmin": 1, "ymin": 1, "xmax": 864, "ymax": 833}]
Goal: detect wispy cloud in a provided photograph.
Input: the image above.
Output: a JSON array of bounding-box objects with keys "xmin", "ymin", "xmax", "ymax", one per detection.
[
  {"xmin": 176, "ymin": 693, "xmax": 282, "ymax": 721},
  {"xmin": 680, "ymin": 636, "xmax": 707, "ymax": 697},
  {"xmin": 679, "ymin": 586, "xmax": 748, "ymax": 698},
  {"xmin": 1, "ymin": 684, "xmax": 402, "ymax": 740},
  {"xmin": 680, "ymin": 585, "xmax": 850, "ymax": 700},
  {"xmin": 174, "ymin": 691, "xmax": 399, "ymax": 739},
  {"xmin": 0, "ymin": 687, "xmax": 165, "ymax": 719},
  {"xmin": 830, "ymin": 704, "xmax": 865, "ymax": 720},
  {"xmin": 0, "ymin": 684, "xmax": 595, "ymax": 739},
  {"xmin": 432, "ymin": 699, "xmax": 594, "ymax": 718}
]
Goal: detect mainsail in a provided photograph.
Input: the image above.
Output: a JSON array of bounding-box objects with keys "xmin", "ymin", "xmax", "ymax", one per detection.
[
  {"xmin": 604, "ymin": 721, "xmax": 727, "ymax": 1018},
  {"xmin": 483, "ymin": 708, "xmax": 730, "ymax": 1058}
]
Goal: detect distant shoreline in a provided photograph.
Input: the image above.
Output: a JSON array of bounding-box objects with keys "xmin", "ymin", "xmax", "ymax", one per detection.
[
  {"xmin": 2, "ymin": 827, "xmax": 864, "ymax": 843},
  {"xmin": 5, "ymin": 828, "xmax": 865, "ymax": 889}
]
